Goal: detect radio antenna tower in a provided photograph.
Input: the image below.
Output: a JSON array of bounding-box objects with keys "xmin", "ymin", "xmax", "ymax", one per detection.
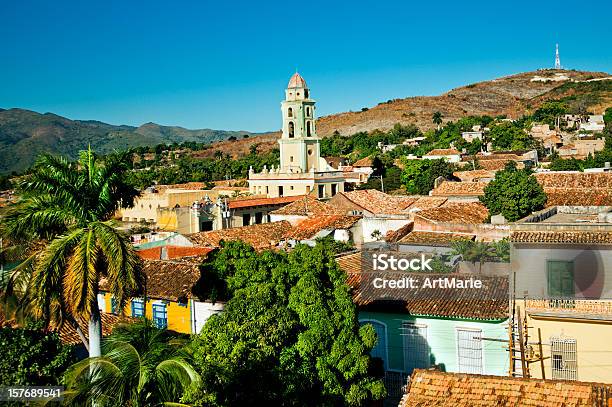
[{"xmin": 555, "ymin": 43, "xmax": 561, "ymax": 69}]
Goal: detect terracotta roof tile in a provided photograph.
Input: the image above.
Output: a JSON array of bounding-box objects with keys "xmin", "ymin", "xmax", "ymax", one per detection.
[
  {"xmin": 544, "ymin": 188, "xmax": 612, "ymax": 206},
  {"xmin": 285, "ymin": 215, "xmax": 361, "ymax": 240},
  {"xmin": 270, "ymin": 195, "xmax": 342, "ymax": 216},
  {"xmin": 338, "ymin": 190, "xmax": 418, "ymax": 215},
  {"xmin": 100, "ymin": 259, "xmax": 202, "ymax": 302},
  {"xmin": 425, "ymin": 148, "xmax": 461, "ymax": 156},
  {"xmin": 384, "ymin": 222, "xmax": 414, "ymax": 243},
  {"xmin": 336, "ymin": 252, "xmax": 508, "ymax": 320},
  {"xmin": 431, "ymin": 181, "xmax": 487, "ymax": 197},
  {"xmin": 477, "ymin": 159, "xmax": 524, "ymax": 170},
  {"xmin": 404, "ymin": 196, "xmax": 448, "ymax": 212},
  {"xmin": 400, "ymin": 370, "xmax": 612, "ymax": 407},
  {"xmin": 186, "ymin": 221, "xmax": 292, "ymax": 250},
  {"xmin": 453, "ymin": 170, "xmax": 497, "ymax": 182},
  {"xmin": 535, "ymin": 172, "xmax": 612, "ymax": 189},
  {"xmin": 416, "ymin": 202, "xmax": 489, "ymax": 224},
  {"xmin": 399, "ymin": 231, "xmax": 475, "ymax": 246},
  {"xmin": 511, "ymin": 231, "xmax": 612, "ymax": 244},
  {"xmin": 58, "ymin": 313, "xmax": 132, "ymax": 346},
  {"xmin": 138, "ymin": 246, "xmax": 213, "ymax": 260},
  {"xmin": 352, "ymin": 156, "xmax": 374, "ymax": 167},
  {"xmin": 227, "ymin": 195, "xmax": 303, "ymax": 209}
]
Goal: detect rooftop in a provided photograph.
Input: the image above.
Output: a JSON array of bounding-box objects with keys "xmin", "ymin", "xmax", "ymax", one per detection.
[
  {"xmin": 352, "ymin": 156, "xmax": 374, "ymax": 167},
  {"xmin": 452, "ymin": 169, "xmax": 497, "ymax": 182},
  {"xmin": 337, "ymin": 252, "xmax": 508, "ymax": 320},
  {"xmin": 415, "ymin": 202, "xmax": 489, "ymax": 224},
  {"xmin": 270, "ymin": 195, "xmax": 341, "ymax": 216},
  {"xmin": 287, "ymin": 72, "xmax": 307, "ymax": 88},
  {"xmin": 424, "ymin": 148, "xmax": 461, "ymax": 156},
  {"xmin": 336, "ymin": 190, "xmax": 417, "ymax": 215},
  {"xmin": 285, "ymin": 215, "xmax": 361, "ymax": 240},
  {"xmin": 399, "ymin": 370, "xmax": 612, "ymax": 407},
  {"xmin": 187, "ymin": 221, "xmax": 292, "ymax": 250},
  {"xmin": 137, "ymin": 245, "xmax": 213, "ymax": 260},
  {"xmin": 430, "ymin": 181, "xmax": 487, "ymax": 197},
  {"xmin": 403, "ymin": 196, "xmax": 448, "ymax": 212},
  {"xmin": 227, "ymin": 195, "xmax": 303, "ymax": 209},
  {"xmin": 398, "ymin": 231, "xmax": 475, "ymax": 246},
  {"xmin": 511, "ymin": 231, "xmax": 612, "ymax": 244}
]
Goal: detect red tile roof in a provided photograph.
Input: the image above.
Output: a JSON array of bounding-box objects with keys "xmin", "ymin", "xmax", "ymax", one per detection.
[
  {"xmin": 535, "ymin": 172, "xmax": 612, "ymax": 189},
  {"xmin": 431, "ymin": 181, "xmax": 487, "ymax": 197},
  {"xmin": 337, "ymin": 252, "xmax": 508, "ymax": 320},
  {"xmin": 415, "ymin": 202, "xmax": 489, "ymax": 224},
  {"xmin": 352, "ymin": 156, "xmax": 374, "ymax": 167},
  {"xmin": 424, "ymin": 148, "xmax": 461, "ymax": 156},
  {"xmin": 285, "ymin": 215, "xmax": 361, "ymax": 240},
  {"xmin": 477, "ymin": 159, "xmax": 524, "ymax": 170},
  {"xmin": 399, "ymin": 231, "xmax": 475, "ymax": 246},
  {"xmin": 400, "ymin": 370, "xmax": 612, "ymax": 407},
  {"xmin": 138, "ymin": 246, "xmax": 213, "ymax": 260},
  {"xmin": 453, "ymin": 169, "xmax": 497, "ymax": 182},
  {"xmin": 404, "ymin": 196, "xmax": 448, "ymax": 212},
  {"xmin": 186, "ymin": 221, "xmax": 292, "ymax": 250},
  {"xmin": 227, "ymin": 195, "xmax": 303, "ymax": 209},
  {"xmin": 544, "ymin": 188, "xmax": 612, "ymax": 207},
  {"xmin": 270, "ymin": 195, "xmax": 342, "ymax": 216},
  {"xmin": 101, "ymin": 259, "xmax": 203, "ymax": 302},
  {"xmin": 511, "ymin": 231, "xmax": 612, "ymax": 245},
  {"xmin": 337, "ymin": 190, "xmax": 417, "ymax": 215},
  {"xmin": 58, "ymin": 313, "xmax": 132, "ymax": 346},
  {"xmin": 384, "ymin": 222, "xmax": 414, "ymax": 243}
]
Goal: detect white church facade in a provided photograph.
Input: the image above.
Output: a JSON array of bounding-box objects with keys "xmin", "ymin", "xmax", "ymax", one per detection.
[{"xmin": 248, "ymin": 73, "xmax": 345, "ymax": 199}]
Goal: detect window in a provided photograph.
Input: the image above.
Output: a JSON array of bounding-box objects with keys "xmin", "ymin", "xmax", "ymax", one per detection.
[
  {"xmin": 290, "ymin": 156, "xmax": 294, "ymax": 162},
  {"xmin": 402, "ymin": 322, "xmax": 430, "ymax": 373},
  {"xmin": 456, "ymin": 328, "xmax": 483, "ymax": 374},
  {"xmin": 304, "ymin": 89, "xmax": 309, "ymax": 98},
  {"xmin": 255, "ymin": 212, "xmax": 263, "ymax": 224},
  {"xmin": 242, "ymin": 213, "xmax": 251, "ymax": 226},
  {"xmin": 152, "ymin": 303, "xmax": 168, "ymax": 329},
  {"xmin": 131, "ymin": 299, "xmax": 145, "ymax": 318},
  {"xmin": 278, "ymin": 186, "xmax": 284, "ymax": 197},
  {"xmin": 306, "ymin": 121, "xmax": 312, "ymax": 137},
  {"xmin": 318, "ymin": 185, "xmax": 325, "ymax": 198},
  {"xmin": 111, "ymin": 297, "xmax": 119, "ymax": 314},
  {"xmin": 288, "ymin": 122, "xmax": 295, "ymax": 138},
  {"xmin": 331, "ymin": 184, "xmax": 337, "ymax": 196},
  {"xmin": 547, "ymin": 260, "xmax": 574, "ymax": 298},
  {"xmin": 306, "ymin": 106, "xmax": 311, "ymax": 116},
  {"xmin": 308, "ymin": 149, "xmax": 312, "ymax": 155},
  {"xmin": 288, "ymin": 107, "xmax": 293, "ymax": 117},
  {"xmin": 551, "ymin": 336, "xmax": 577, "ymax": 380},
  {"xmin": 200, "ymin": 220, "xmax": 213, "ymax": 231},
  {"xmin": 360, "ymin": 320, "xmax": 387, "ymax": 369}
]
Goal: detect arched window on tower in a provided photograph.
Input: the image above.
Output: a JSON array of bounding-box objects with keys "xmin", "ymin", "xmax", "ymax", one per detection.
[
  {"xmin": 306, "ymin": 106, "xmax": 311, "ymax": 117},
  {"xmin": 288, "ymin": 122, "xmax": 295, "ymax": 138},
  {"xmin": 306, "ymin": 121, "xmax": 312, "ymax": 137},
  {"xmin": 304, "ymin": 89, "xmax": 309, "ymax": 98},
  {"xmin": 288, "ymin": 107, "xmax": 293, "ymax": 118}
]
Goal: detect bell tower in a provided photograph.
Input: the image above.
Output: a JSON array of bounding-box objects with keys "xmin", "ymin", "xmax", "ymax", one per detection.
[{"xmin": 279, "ymin": 72, "xmax": 321, "ymax": 172}]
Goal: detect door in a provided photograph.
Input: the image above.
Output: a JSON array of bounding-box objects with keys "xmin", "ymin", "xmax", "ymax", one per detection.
[
  {"xmin": 402, "ymin": 322, "xmax": 430, "ymax": 373},
  {"xmin": 456, "ymin": 328, "xmax": 483, "ymax": 374},
  {"xmin": 547, "ymin": 261, "xmax": 574, "ymax": 304}
]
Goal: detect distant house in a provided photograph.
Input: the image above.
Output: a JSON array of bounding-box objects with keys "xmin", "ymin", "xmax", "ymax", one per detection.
[
  {"xmin": 351, "ymin": 156, "xmax": 375, "ymax": 175},
  {"xmin": 452, "ymin": 170, "xmax": 496, "ymax": 183},
  {"xmin": 283, "ymin": 214, "xmax": 362, "ymax": 247},
  {"xmin": 221, "ymin": 195, "xmax": 304, "ymax": 228},
  {"xmin": 269, "ymin": 195, "xmax": 342, "ymax": 225},
  {"xmin": 557, "ymin": 138, "xmax": 605, "ymax": 159},
  {"xmin": 430, "ymin": 181, "xmax": 487, "ymax": 201},
  {"xmin": 580, "ymin": 115, "xmax": 605, "ymax": 132},
  {"xmin": 338, "ymin": 251, "xmax": 509, "ymax": 402},
  {"xmin": 422, "ymin": 149, "xmax": 462, "ymax": 163},
  {"xmin": 399, "ymin": 370, "xmax": 612, "ymax": 407},
  {"xmin": 185, "ymin": 221, "xmax": 292, "ymax": 251},
  {"xmin": 461, "ymin": 131, "xmax": 483, "ymax": 143}
]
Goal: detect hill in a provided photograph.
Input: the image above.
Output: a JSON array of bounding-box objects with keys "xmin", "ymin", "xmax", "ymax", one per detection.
[
  {"xmin": 199, "ymin": 69, "xmax": 611, "ymax": 159},
  {"xmin": 1, "ymin": 69, "xmax": 610, "ymax": 173},
  {"xmin": 0, "ymin": 109, "xmax": 255, "ymax": 174}
]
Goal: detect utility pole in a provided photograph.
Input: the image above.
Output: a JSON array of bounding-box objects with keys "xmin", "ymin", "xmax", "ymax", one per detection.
[{"xmin": 380, "ymin": 175, "xmax": 384, "ymax": 193}]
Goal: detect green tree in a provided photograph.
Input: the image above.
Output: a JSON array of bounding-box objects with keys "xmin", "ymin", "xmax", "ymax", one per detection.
[
  {"xmin": 0, "ymin": 149, "xmax": 145, "ymax": 358},
  {"xmin": 0, "ymin": 320, "xmax": 74, "ymax": 386},
  {"xmin": 400, "ymin": 158, "xmax": 456, "ymax": 195},
  {"xmin": 489, "ymin": 122, "xmax": 534, "ymax": 151},
  {"xmin": 479, "ymin": 162, "xmax": 547, "ymax": 222},
  {"xmin": 533, "ymin": 101, "xmax": 567, "ymax": 126},
  {"xmin": 450, "ymin": 240, "xmax": 498, "ymax": 273},
  {"xmin": 64, "ymin": 320, "xmax": 199, "ymax": 406},
  {"xmin": 186, "ymin": 241, "xmax": 385, "ymax": 407},
  {"xmin": 432, "ymin": 111, "xmax": 443, "ymax": 130}
]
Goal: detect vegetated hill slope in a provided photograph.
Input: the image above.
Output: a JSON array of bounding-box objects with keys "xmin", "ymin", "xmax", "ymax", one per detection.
[
  {"xmin": 199, "ymin": 69, "xmax": 611, "ymax": 159},
  {"xmin": 0, "ymin": 109, "xmax": 255, "ymax": 174}
]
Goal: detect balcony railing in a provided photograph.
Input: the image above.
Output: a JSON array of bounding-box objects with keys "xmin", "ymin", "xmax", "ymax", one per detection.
[{"xmin": 525, "ymin": 298, "xmax": 612, "ymax": 319}]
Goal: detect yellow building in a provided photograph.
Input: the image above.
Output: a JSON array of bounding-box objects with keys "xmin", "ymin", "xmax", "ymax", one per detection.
[
  {"xmin": 98, "ymin": 257, "xmax": 223, "ymax": 335},
  {"xmin": 248, "ymin": 73, "xmax": 345, "ymax": 199}
]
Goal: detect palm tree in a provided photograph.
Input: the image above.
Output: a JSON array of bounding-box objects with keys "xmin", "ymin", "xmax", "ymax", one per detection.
[
  {"xmin": 0, "ymin": 148, "xmax": 144, "ymax": 357},
  {"xmin": 64, "ymin": 321, "xmax": 200, "ymax": 406},
  {"xmin": 451, "ymin": 240, "xmax": 497, "ymax": 273},
  {"xmin": 432, "ymin": 111, "xmax": 443, "ymax": 130}
]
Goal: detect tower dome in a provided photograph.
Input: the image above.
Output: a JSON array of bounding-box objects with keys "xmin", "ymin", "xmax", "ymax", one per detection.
[{"xmin": 287, "ymin": 72, "xmax": 307, "ymax": 88}]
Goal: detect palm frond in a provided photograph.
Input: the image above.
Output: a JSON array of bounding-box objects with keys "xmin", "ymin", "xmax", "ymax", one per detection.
[{"xmin": 64, "ymin": 228, "xmax": 99, "ymax": 316}]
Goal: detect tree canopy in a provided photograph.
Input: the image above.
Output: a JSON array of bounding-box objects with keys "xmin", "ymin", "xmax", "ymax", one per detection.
[
  {"xmin": 400, "ymin": 158, "xmax": 457, "ymax": 195},
  {"xmin": 479, "ymin": 162, "xmax": 547, "ymax": 222},
  {"xmin": 185, "ymin": 241, "xmax": 385, "ymax": 407}
]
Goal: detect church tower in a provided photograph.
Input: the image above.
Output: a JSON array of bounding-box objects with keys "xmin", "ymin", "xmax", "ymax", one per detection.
[
  {"xmin": 279, "ymin": 73, "xmax": 323, "ymax": 172},
  {"xmin": 248, "ymin": 73, "xmax": 345, "ymax": 199}
]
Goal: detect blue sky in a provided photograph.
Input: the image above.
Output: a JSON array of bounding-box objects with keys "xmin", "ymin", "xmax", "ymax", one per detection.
[{"xmin": 1, "ymin": 0, "xmax": 610, "ymax": 132}]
